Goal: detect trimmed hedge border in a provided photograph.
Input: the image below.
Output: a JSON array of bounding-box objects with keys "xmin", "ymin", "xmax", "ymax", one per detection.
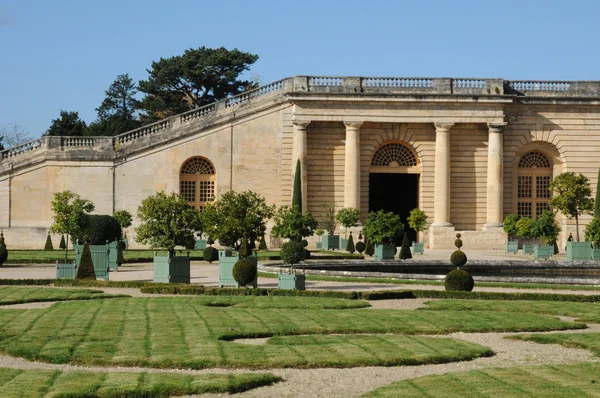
[
  {"xmin": 411, "ymin": 290, "xmax": 600, "ymax": 303},
  {"xmin": 0, "ymin": 279, "xmax": 193, "ymax": 289}
]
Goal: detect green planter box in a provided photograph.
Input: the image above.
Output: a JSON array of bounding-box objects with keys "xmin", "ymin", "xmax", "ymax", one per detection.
[
  {"xmin": 108, "ymin": 241, "xmax": 119, "ymax": 272},
  {"xmin": 278, "ymin": 272, "xmax": 306, "ymax": 290},
  {"xmin": 153, "ymin": 253, "xmax": 190, "ymax": 283},
  {"xmin": 592, "ymin": 248, "xmax": 600, "ymax": 260},
  {"xmin": 412, "ymin": 242, "xmax": 424, "ymax": 255},
  {"xmin": 339, "ymin": 238, "xmax": 348, "ymax": 251},
  {"xmin": 374, "ymin": 244, "xmax": 395, "ymax": 260},
  {"xmin": 322, "ymin": 234, "xmax": 339, "ymax": 250},
  {"xmin": 316, "ymin": 242, "xmax": 322, "ymax": 250},
  {"xmin": 522, "ymin": 244, "xmax": 534, "ymax": 255},
  {"xmin": 566, "ymin": 241, "xmax": 592, "ymax": 260},
  {"xmin": 195, "ymin": 239, "xmax": 207, "ymax": 250},
  {"xmin": 56, "ymin": 262, "xmax": 77, "ymax": 279},
  {"xmin": 534, "ymin": 245, "xmax": 554, "ymax": 260},
  {"xmin": 75, "ymin": 243, "xmax": 111, "ymax": 281},
  {"xmin": 218, "ymin": 251, "xmax": 257, "ymax": 288},
  {"xmin": 505, "ymin": 241, "xmax": 518, "ymax": 254}
]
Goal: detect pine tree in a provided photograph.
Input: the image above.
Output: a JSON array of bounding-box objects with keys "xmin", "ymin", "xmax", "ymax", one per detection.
[
  {"xmin": 59, "ymin": 235, "xmax": 66, "ymax": 250},
  {"xmin": 44, "ymin": 234, "xmax": 54, "ymax": 251},
  {"xmin": 345, "ymin": 233, "xmax": 355, "ymax": 253},
  {"xmin": 76, "ymin": 241, "xmax": 96, "ymax": 280},
  {"xmin": 399, "ymin": 234, "xmax": 412, "ymax": 260},
  {"xmin": 292, "ymin": 159, "xmax": 302, "ymax": 213}
]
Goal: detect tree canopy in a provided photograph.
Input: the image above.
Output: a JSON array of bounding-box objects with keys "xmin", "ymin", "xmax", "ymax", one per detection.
[
  {"xmin": 45, "ymin": 110, "xmax": 87, "ymax": 137},
  {"xmin": 363, "ymin": 210, "xmax": 403, "ymax": 245},
  {"xmin": 335, "ymin": 208, "xmax": 360, "ymax": 238},
  {"xmin": 549, "ymin": 172, "xmax": 594, "ymax": 241},
  {"xmin": 271, "ymin": 205, "xmax": 318, "ymax": 242},
  {"xmin": 0, "ymin": 123, "xmax": 31, "ymax": 148},
  {"xmin": 49, "ymin": 190, "xmax": 95, "ymax": 262},
  {"xmin": 138, "ymin": 47, "xmax": 259, "ymax": 121}
]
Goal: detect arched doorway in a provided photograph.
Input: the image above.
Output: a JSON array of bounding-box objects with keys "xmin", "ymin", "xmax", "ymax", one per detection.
[
  {"xmin": 179, "ymin": 157, "xmax": 216, "ymax": 211},
  {"xmin": 369, "ymin": 142, "xmax": 420, "ymax": 243},
  {"xmin": 517, "ymin": 151, "xmax": 552, "ymax": 219}
]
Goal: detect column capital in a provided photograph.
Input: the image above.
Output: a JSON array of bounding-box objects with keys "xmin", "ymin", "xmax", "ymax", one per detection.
[
  {"xmin": 434, "ymin": 123, "xmax": 454, "ymax": 132},
  {"xmin": 344, "ymin": 121, "xmax": 363, "ymax": 130},
  {"xmin": 487, "ymin": 122, "xmax": 508, "ymax": 133},
  {"xmin": 292, "ymin": 121, "xmax": 311, "ymax": 130}
]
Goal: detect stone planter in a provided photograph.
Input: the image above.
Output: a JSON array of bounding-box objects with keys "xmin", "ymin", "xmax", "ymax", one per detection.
[
  {"xmin": 195, "ymin": 239, "xmax": 207, "ymax": 250},
  {"xmin": 566, "ymin": 241, "xmax": 592, "ymax": 261},
  {"xmin": 322, "ymin": 234, "xmax": 339, "ymax": 251},
  {"xmin": 412, "ymin": 242, "xmax": 424, "ymax": 255},
  {"xmin": 505, "ymin": 241, "xmax": 518, "ymax": 254},
  {"xmin": 592, "ymin": 248, "xmax": 600, "ymax": 260},
  {"xmin": 278, "ymin": 272, "xmax": 306, "ymax": 290},
  {"xmin": 522, "ymin": 244, "xmax": 534, "ymax": 255},
  {"xmin": 153, "ymin": 253, "xmax": 190, "ymax": 283},
  {"xmin": 75, "ymin": 243, "xmax": 111, "ymax": 281},
  {"xmin": 534, "ymin": 245, "xmax": 553, "ymax": 260},
  {"xmin": 56, "ymin": 262, "xmax": 77, "ymax": 279},
  {"xmin": 218, "ymin": 250, "xmax": 258, "ymax": 288},
  {"xmin": 374, "ymin": 244, "xmax": 396, "ymax": 260},
  {"xmin": 316, "ymin": 242, "xmax": 322, "ymax": 250},
  {"xmin": 339, "ymin": 238, "xmax": 348, "ymax": 251}
]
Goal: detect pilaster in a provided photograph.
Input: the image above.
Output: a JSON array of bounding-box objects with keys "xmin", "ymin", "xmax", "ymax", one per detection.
[
  {"xmin": 344, "ymin": 122, "xmax": 363, "ymax": 211},
  {"xmin": 484, "ymin": 122, "xmax": 507, "ymax": 230},
  {"xmin": 432, "ymin": 123, "xmax": 454, "ymax": 228}
]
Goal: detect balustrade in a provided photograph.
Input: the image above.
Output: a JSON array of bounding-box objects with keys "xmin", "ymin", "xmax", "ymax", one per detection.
[
  {"xmin": 363, "ymin": 77, "xmax": 433, "ymax": 88},
  {"xmin": 509, "ymin": 81, "xmax": 571, "ymax": 92},
  {"xmin": 0, "ymin": 138, "xmax": 42, "ymax": 160},
  {"xmin": 310, "ymin": 77, "xmax": 344, "ymax": 87}
]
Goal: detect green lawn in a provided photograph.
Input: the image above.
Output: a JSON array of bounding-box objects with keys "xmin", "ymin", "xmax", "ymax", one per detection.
[
  {"xmin": 0, "ymin": 286, "xmax": 128, "ymax": 305},
  {"xmin": 0, "ymin": 367, "xmax": 280, "ymax": 397},
  {"xmin": 362, "ymin": 362, "xmax": 600, "ymax": 397},
  {"xmin": 0, "ymin": 295, "xmax": 581, "ymax": 369}
]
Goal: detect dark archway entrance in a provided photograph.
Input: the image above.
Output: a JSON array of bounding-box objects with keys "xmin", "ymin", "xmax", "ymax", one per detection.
[{"xmin": 369, "ymin": 173, "xmax": 419, "ymax": 244}]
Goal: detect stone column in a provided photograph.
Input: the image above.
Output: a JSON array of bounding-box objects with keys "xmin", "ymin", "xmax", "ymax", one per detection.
[
  {"xmin": 432, "ymin": 123, "xmax": 454, "ymax": 227},
  {"xmin": 344, "ymin": 122, "xmax": 363, "ymax": 210},
  {"xmin": 292, "ymin": 121, "xmax": 310, "ymax": 213},
  {"xmin": 484, "ymin": 122, "xmax": 508, "ymax": 230}
]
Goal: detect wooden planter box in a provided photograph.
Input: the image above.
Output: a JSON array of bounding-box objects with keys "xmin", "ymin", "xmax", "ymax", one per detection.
[
  {"xmin": 195, "ymin": 239, "xmax": 207, "ymax": 250},
  {"xmin": 339, "ymin": 238, "xmax": 349, "ymax": 251},
  {"xmin": 566, "ymin": 241, "xmax": 592, "ymax": 261},
  {"xmin": 218, "ymin": 251, "xmax": 257, "ymax": 288},
  {"xmin": 534, "ymin": 245, "xmax": 554, "ymax": 260},
  {"xmin": 374, "ymin": 244, "xmax": 396, "ymax": 260},
  {"xmin": 505, "ymin": 241, "xmax": 518, "ymax": 254},
  {"xmin": 412, "ymin": 242, "xmax": 424, "ymax": 255},
  {"xmin": 75, "ymin": 243, "xmax": 111, "ymax": 281},
  {"xmin": 592, "ymin": 248, "xmax": 600, "ymax": 260},
  {"xmin": 278, "ymin": 272, "xmax": 306, "ymax": 290},
  {"xmin": 56, "ymin": 262, "xmax": 77, "ymax": 279},
  {"xmin": 322, "ymin": 235, "xmax": 339, "ymax": 251},
  {"xmin": 522, "ymin": 244, "xmax": 534, "ymax": 255},
  {"xmin": 153, "ymin": 253, "xmax": 190, "ymax": 283}
]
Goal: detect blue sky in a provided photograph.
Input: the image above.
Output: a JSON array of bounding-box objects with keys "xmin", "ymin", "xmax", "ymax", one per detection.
[{"xmin": 1, "ymin": 0, "xmax": 599, "ymax": 139}]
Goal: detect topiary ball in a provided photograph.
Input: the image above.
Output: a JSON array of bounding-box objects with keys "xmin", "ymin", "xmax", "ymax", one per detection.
[
  {"xmin": 450, "ymin": 250, "xmax": 467, "ymax": 267},
  {"xmin": 301, "ymin": 239, "xmax": 308, "ymax": 248},
  {"xmin": 232, "ymin": 259, "xmax": 257, "ymax": 287},
  {"xmin": 280, "ymin": 240, "xmax": 305, "ymax": 265},
  {"xmin": 454, "ymin": 238, "xmax": 463, "ymax": 249},
  {"xmin": 203, "ymin": 246, "xmax": 218, "ymax": 263},
  {"xmin": 304, "ymin": 248, "xmax": 311, "ymax": 260},
  {"xmin": 355, "ymin": 241, "xmax": 366, "ymax": 254},
  {"xmin": 456, "ymin": 233, "xmax": 461, "ymax": 238},
  {"xmin": 445, "ymin": 269, "xmax": 474, "ymax": 292}
]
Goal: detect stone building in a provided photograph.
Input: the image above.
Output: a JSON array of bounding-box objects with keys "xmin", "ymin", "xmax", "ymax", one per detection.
[{"xmin": 1, "ymin": 76, "xmax": 599, "ymax": 249}]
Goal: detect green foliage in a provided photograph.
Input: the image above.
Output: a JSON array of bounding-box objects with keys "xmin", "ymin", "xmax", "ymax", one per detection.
[
  {"xmin": 201, "ymin": 190, "xmax": 274, "ymax": 250},
  {"xmin": 135, "ymin": 191, "xmax": 202, "ymax": 251},
  {"xmin": 407, "ymin": 208, "xmax": 428, "ymax": 234},
  {"xmin": 0, "ymin": 232, "xmax": 7, "ymax": 266},
  {"xmin": 455, "ymin": 234, "xmax": 463, "ymax": 249},
  {"xmin": 80, "ymin": 215, "xmax": 122, "ymax": 245},
  {"xmin": 596, "ymin": 168, "xmax": 600, "ymax": 217},
  {"xmin": 515, "ymin": 217, "xmax": 534, "ymax": 239},
  {"xmin": 96, "ymin": 74, "xmax": 140, "ymax": 122},
  {"xmin": 292, "ymin": 159, "xmax": 302, "ymax": 212},
  {"xmin": 365, "ymin": 237, "xmax": 375, "ymax": 256},
  {"xmin": 336, "ymin": 208, "xmax": 361, "ymax": 238},
  {"xmin": 232, "ymin": 259, "xmax": 257, "ymax": 287},
  {"xmin": 280, "ymin": 240, "xmax": 305, "ymax": 266},
  {"xmin": 584, "ymin": 217, "xmax": 600, "ymax": 247},
  {"xmin": 271, "ymin": 205, "xmax": 317, "ymax": 242},
  {"xmin": 258, "ymin": 236, "xmax": 268, "ymax": 250},
  {"xmin": 320, "ymin": 203, "xmax": 337, "ymax": 235},
  {"xmin": 301, "ymin": 239, "xmax": 308, "ymax": 248},
  {"xmin": 355, "ymin": 241, "xmax": 366, "ymax": 254},
  {"xmin": 549, "ymin": 172, "xmax": 594, "ymax": 241},
  {"xmin": 59, "ymin": 235, "xmax": 66, "ymax": 250},
  {"xmin": 45, "ymin": 110, "xmax": 87, "ymax": 136},
  {"xmin": 503, "ymin": 214, "xmax": 520, "ymax": 239},
  {"xmin": 76, "ymin": 242, "xmax": 96, "ymax": 280},
  {"xmin": 44, "ymin": 234, "xmax": 53, "ymax": 251},
  {"xmin": 346, "ymin": 233, "xmax": 355, "ymax": 253},
  {"xmin": 304, "ymin": 248, "xmax": 311, "ymax": 259},
  {"xmin": 50, "ymin": 190, "xmax": 95, "ymax": 262},
  {"xmin": 363, "ymin": 210, "xmax": 403, "ymax": 245},
  {"xmin": 207, "ymin": 236, "xmax": 215, "ymax": 246},
  {"xmin": 444, "ymin": 269, "xmax": 474, "ymax": 292},
  {"xmin": 112, "ymin": 209, "xmax": 133, "ymax": 230},
  {"xmin": 315, "ymin": 228, "xmax": 324, "ymax": 237},
  {"xmin": 399, "ymin": 234, "xmax": 412, "ymax": 259},
  {"xmin": 203, "ymin": 246, "xmax": 219, "ymax": 263},
  {"xmin": 238, "ymin": 233, "xmax": 252, "ymax": 258},
  {"xmin": 138, "ymin": 46, "xmax": 259, "ymax": 121},
  {"xmin": 450, "ymin": 250, "xmax": 468, "ymax": 267},
  {"xmin": 533, "ymin": 210, "xmax": 560, "ymax": 244}
]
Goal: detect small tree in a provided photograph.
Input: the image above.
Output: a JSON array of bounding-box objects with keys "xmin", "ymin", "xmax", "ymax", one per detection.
[
  {"xmin": 407, "ymin": 208, "xmax": 428, "ymax": 242},
  {"xmin": 280, "ymin": 240, "xmax": 305, "ymax": 270},
  {"xmin": 50, "ymin": 190, "xmax": 95, "ymax": 263},
  {"xmin": 336, "ymin": 208, "xmax": 360, "ymax": 238},
  {"xmin": 533, "ymin": 210, "xmax": 560, "ymax": 246},
  {"xmin": 549, "ymin": 172, "xmax": 594, "ymax": 242},
  {"xmin": 362, "ymin": 210, "xmax": 402, "ymax": 245},
  {"xmin": 292, "ymin": 159, "xmax": 302, "ymax": 212},
  {"xmin": 315, "ymin": 228, "xmax": 324, "ymax": 243},
  {"xmin": 113, "ymin": 210, "xmax": 133, "ymax": 237},
  {"xmin": 345, "ymin": 233, "xmax": 355, "ymax": 253},
  {"xmin": 44, "ymin": 234, "xmax": 54, "ymax": 251},
  {"xmin": 135, "ymin": 191, "xmax": 202, "ymax": 256},
  {"xmin": 271, "ymin": 205, "xmax": 318, "ymax": 242},
  {"xmin": 503, "ymin": 214, "xmax": 520, "ymax": 241},
  {"xmin": 585, "ymin": 218, "xmax": 600, "ymax": 248},
  {"xmin": 320, "ymin": 203, "xmax": 337, "ymax": 235},
  {"xmin": 515, "ymin": 217, "xmax": 534, "ymax": 241},
  {"xmin": 399, "ymin": 234, "xmax": 412, "ymax": 259}
]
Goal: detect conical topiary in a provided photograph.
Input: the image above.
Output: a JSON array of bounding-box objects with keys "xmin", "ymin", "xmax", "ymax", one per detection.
[
  {"xmin": 238, "ymin": 233, "xmax": 252, "ymax": 258},
  {"xmin": 346, "ymin": 233, "xmax": 355, "ymax": 253},
  {"xmin": 207, "ymin": 236, "xmax": 215, "ymax": 246},
  {"xmin": 292, "ymin": 159, "xmax": 302, "ymax": 213},
  {"xmin": 258, "ymin": 235, "xmax": 268, "ymax": 251},
  {"xmin": 0, "ymin": 232, "xmax": 8, "ymax": 266},
  {"xmin": 358, "ymin": 231, "xmax": 363, "ymax": 241},
  {"xmin": 76, "ymin": 241, "xmax": 96, "ymax": 280},
  {"xmin": 44, "ymin": 234, "xmax": 54, "ymax": 251},
  {"xmin": 59, "ymin": 235, "xmax": 66, "ymax": 250},
  {"xmin": 365, "ymin": 236, "xmax": 374, "ymax": 256},
  {"xmin": 399, "ymin": 234, "xmax": 412, "ymax": 259}
]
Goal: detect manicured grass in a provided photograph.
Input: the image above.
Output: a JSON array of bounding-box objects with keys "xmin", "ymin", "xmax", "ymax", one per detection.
[
  {"xmin": 362, "ymin": 362, "xmax": 600, "ymax": 397},
  {"xmin": 0, "ymin": 295, "xmax": 581, "ymax": 369},
  {"xmin": 514, "ymin": 333, "xmax": 600, "ymax": 356},
  {"xmin": 0, "ymin": 286, "xmax": 128, "ymax": 305},
  {"xmin": 185, "ymin": 295, "xmax": 372, "ymax": 309},
  {"xmin": 0, "ymin": 367, "xmax": 281, "ymax": 397}
]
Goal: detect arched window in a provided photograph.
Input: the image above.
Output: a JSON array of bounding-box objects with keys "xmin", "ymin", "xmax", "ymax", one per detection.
[
  {"xmin": 517, "ymin": 151, "xmax": 552, "ymax": 219},
  {"xmin": 370, "ymin": 142, "xmax": 419, "ymax": 174},
  {"xmin": 179, "ymin": 157, "xmax": 216, "ymax": 211}
]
